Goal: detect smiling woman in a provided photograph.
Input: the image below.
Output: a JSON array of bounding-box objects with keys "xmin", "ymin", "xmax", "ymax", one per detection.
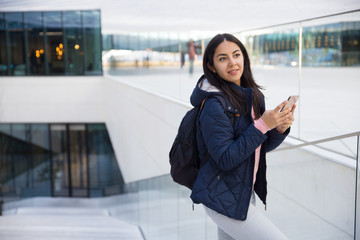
[{"xmin": 189, "ymin": 33, "xmax": 296, "ymax": 240}]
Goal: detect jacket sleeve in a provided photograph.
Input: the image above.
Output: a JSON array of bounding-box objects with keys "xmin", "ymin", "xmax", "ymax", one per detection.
[
  {"xmin": 264, "ymin": 127, "xmax": 290, "ymax": 152},
  {"xmin": 199, "ymin": 98, "xmax": 268, "ymax": 172}
]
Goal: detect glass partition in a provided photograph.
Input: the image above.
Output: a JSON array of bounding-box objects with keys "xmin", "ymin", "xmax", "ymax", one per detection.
[
  {"xmin": 108, "ymin": 134, "xmax": 359, "ymax": 240},
  {"xmin": 236, "ymin": 23, "xmax": 301, "ymax": 138},
  {"xmin": 263, "ymin": 136, "xmax": 359, "ymax": 239}
]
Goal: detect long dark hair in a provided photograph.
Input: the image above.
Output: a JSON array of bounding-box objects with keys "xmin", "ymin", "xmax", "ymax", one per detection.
[{"xmin": 203, "ymin": 33, "xmax": 264, "ymax": 119}]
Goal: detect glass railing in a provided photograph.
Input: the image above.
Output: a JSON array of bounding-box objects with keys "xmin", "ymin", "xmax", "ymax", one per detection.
[
  {"xmin": 110, "ymin": 131, "xmax": 359, "ymax": 240},
  {"xmin": 107, "ymin": 10, "xmax": 360, "ymax": 158}
]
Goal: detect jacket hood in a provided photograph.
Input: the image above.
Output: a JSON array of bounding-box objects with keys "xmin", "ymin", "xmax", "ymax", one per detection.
[
  {"xmin": 190, "ymin": 75, "xmax": 254, "ymax": 108},
  {"xmin": 190, "ymin": 75, "xmax": 222, "ymax": 107}
]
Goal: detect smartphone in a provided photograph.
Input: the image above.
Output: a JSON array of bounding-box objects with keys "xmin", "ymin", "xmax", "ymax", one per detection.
[{"xmin": 280, "ymin": 95, "xmax": 299, "ymax": 112}]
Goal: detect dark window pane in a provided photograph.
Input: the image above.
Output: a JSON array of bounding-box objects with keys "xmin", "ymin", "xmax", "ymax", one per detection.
[{"xmin": 6, "ymin": 12, "xmax": 26, "ymax": 76}]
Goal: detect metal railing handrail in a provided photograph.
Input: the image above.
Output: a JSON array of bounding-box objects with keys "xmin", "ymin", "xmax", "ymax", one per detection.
[{"xmin": 275, "ymin": 131, "xmax": 360, "ymax": 152}]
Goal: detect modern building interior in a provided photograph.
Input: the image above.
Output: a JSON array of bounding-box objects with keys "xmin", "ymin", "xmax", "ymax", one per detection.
[{"xmin": 0, "ymin": 1, "xmax": 360, "ymax": 239}]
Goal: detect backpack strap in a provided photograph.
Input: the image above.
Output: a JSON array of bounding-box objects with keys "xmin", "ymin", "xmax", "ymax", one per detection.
[{"xmin": 212, "ymin": 95, "xmax": 235, "ymax": 125}]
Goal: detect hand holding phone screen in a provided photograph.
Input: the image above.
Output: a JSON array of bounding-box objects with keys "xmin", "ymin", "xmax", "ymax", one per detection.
[{"xmin": 280, "ymin": 95, "xmax": 299, "ymax": 112}]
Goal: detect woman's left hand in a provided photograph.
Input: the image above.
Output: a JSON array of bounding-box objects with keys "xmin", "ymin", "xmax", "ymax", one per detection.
[{"xmin": 276, "ymin": 104, "xmax": 296, "ymax": 134}]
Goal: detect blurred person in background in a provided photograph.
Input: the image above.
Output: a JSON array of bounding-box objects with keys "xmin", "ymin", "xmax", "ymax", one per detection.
[{"xmin": 187, "ymin": 39, "xmax": 201, "ymax": 75}]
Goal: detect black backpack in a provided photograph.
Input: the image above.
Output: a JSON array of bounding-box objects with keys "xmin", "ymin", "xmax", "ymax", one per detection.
[{"xmin": 169, "ymin": 95, "xmax": 234, "ymax": 190}]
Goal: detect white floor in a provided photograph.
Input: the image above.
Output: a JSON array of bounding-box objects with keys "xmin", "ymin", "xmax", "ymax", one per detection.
[{"xmin": 0, "ymin": 199, "xmax": 144, "ymax": 240}]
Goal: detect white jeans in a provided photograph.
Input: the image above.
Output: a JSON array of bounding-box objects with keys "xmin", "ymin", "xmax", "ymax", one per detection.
[{"xmin": 203, "ymin": 195, "xmax": 287, "ymax": 240}]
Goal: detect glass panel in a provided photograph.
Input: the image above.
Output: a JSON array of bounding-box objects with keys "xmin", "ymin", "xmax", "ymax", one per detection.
[
  {"xmin": 238, "ymin": 23, "xmax": 301, "ymax": 138},
  {"xmin": 25, "ymin": 12, "xmax": 45, "ymax": 75},
  {"xmin": 87, "ymin": 124, "xmax": 124, "ymax": 197},
  {"xmin": 83, "ymin": 10, "xmax": 102, "ymax": 75},
  {"xmin": 0, "ymin": 13, "xmax": 7, "ymax": 76},
  {"xmin": 0, "ymin": 124, "xmax": 51, "ymax": 199},
  {"xmin": 265, "ymin": 136, "xmax": 358, "ymax": 239},
  {"xmin": 44, "ymin": 11, "xmax": 64, "ymax": 75},
  {"xmin": 30, "ymin": 124, "xmax": 51, "ymax": 197},
  {"xmin": 299, "ymin": 12, "xmax": 360, "ymax": 152},
  {"xmin": 10, "ymin": 124, "xmax": 32, "ymax": 198},
  {"xmin": 356, "ymin": 136, "xmax": 360, "ymax": 239},
  {"xmin": 69, "ymin": 124, "xmax": 88, "ymax": 197},
  {"xmin": 0, "ymin": 124, "xmax": 15, "ymax": 199},
  {"xmin": 63, "ymin": 11, "xmax": 83, "ymax": 75},
  {"xmin": 50, "ymin": 124, "xmax": 69, "ymax": 196},
  {"xmin": 6, "ymin": 12, "xmax": 26, "ymax": 76}
]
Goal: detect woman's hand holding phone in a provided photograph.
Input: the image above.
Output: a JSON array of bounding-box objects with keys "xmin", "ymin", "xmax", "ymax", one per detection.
[{"xmin": 261, "ymin": 97, "xmax": 297, "ymax": 133}]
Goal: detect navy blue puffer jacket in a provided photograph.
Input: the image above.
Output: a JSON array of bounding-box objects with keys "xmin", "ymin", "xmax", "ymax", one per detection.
[{"xmin": 190, "ymin": 76, "xmax": 289, "ymax": 221}]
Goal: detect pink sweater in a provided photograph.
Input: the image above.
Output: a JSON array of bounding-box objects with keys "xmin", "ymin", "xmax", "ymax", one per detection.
[{"xmin": 252, "ymin": 108, "xmax": 270, "ymax": 186}]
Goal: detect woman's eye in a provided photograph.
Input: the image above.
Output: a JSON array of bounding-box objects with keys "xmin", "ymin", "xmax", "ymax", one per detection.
[
  {"xmin": 219, "ymin": 57, "xmax": 226, "ymax": 61},
  {"xmin": 234, "ymin": 53, "xmax": 241, "ymax": 58}
]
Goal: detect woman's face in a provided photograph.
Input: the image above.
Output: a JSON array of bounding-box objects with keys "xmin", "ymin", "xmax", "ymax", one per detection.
[{"xmin": 208, "ymin": 40, "xmax": 244, "ymax": 86}]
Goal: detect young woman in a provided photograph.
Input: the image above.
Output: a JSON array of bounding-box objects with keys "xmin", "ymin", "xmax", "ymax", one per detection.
[{"xmin": 190, "ymin": 33, "xmax": 295, "ymax": 239}]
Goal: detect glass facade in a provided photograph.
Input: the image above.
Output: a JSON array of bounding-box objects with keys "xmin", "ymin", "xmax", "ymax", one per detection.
[
  {"xmin": 0, "ymin": 10, "xmax": 102, "ymax": 76},
  {"xmin": 0, "ymin": 123, "xmax": 124, "ymax": 201}
]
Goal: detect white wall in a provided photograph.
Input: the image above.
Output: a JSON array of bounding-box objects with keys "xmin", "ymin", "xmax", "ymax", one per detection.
[
  {"xmin": 102, "ymin": 76, "xmax": 189, "ymax": 182},
  {"xmin": 0, "ymin": 76, "xmax": 105, "ymax": 123}
]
